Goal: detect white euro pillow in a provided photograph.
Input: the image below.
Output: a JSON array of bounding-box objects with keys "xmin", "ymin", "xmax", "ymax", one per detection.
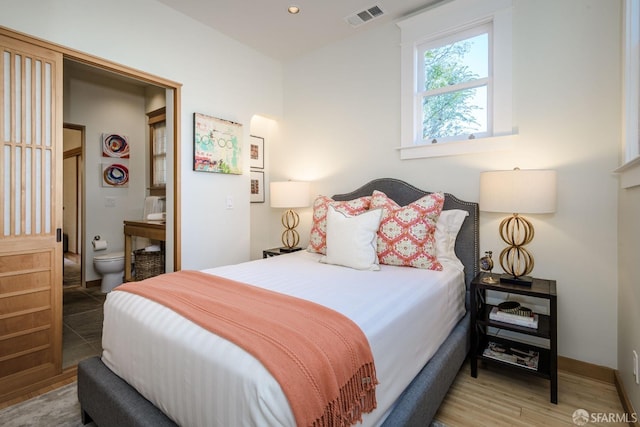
[
  {"xmin": 320, "ymin": 206, "xmax": 383, "ymax": 271},
  {"xmin": 434, "ymin": 209, "xmax": 469, "ymax": 270}
]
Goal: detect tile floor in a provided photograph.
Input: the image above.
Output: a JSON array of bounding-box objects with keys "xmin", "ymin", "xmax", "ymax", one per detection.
[{"xmin": 62, "ymin": 280, "xmax": 106, "ymax": 369}]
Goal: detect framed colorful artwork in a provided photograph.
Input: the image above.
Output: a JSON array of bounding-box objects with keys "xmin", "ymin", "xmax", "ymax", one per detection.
[
  {"xmin": 249, "ymin": 135, "xmax": 264, "ymax": 169},
  {"xmin": 101, "ymin": 163, "xmax": 129, "ymax": 187},
  {"xmin": 193, "ymin": 113, "xmax": 243, "ymax": 174},
  {"xmin": 102, "ymin": 133, "xmax": 130, "ymax": 158},
  {"xmin": 250, "ymin": 170, "xmax": 265, "ymax": 203}
]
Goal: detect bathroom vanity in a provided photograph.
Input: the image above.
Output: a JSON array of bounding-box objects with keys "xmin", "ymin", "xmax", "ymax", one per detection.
[{"xmin": 123, "ymin": 220, "xmax": 166, "ymax": 282}]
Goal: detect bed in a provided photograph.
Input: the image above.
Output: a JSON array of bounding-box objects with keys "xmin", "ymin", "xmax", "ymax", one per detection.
[{"xmin": 77, "ymin": 178, "xmax": 479, "ymax": 427}]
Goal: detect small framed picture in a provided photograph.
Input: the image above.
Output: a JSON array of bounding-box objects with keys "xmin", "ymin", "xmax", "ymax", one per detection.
[
  {"xmin": 102, "ymin": 133, "xmax": 130, "ymax": 158},
  {"xmin": 249, "ymin": 135, "xmax": 264, "ymax": 169},
  {"xmin": 250, "ymin": 170, "xmax": 265, "ymax": 203},
  {"xmin": 101, "ymin": 163, "xmax": 129, "ymax": 188}
]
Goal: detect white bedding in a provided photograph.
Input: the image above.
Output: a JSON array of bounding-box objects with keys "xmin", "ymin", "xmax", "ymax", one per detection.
[{"xmin": 101, "ymin": 250, "xmax": 465, "ymax": 427}]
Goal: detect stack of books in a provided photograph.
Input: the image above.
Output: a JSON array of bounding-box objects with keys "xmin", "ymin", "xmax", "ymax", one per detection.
[
  {"xmin": 482, "ymin": 341, "xmax": 539, "ymax": 370},
  {"xmin": 489, "ymin": 306, "xmax": 538, "ymax": 329}
]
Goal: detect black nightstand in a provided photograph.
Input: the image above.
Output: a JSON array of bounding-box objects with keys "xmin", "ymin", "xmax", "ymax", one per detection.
[
  {"xmin": 470, "ymin": 272, "xmax": 558, "ymax": 404},
  {"xmin": 262, "ymin": 247, "xmax": 303, "ymax": 258}
]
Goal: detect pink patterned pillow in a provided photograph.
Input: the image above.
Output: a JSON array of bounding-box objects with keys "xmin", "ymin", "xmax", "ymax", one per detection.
[
  {"xmin": 307, "ymin": 195, "xmax": 371, "ymax": 254},
  {"xmin": 370, "ymin": 190, "xmax": 445, "ymax": 270}
]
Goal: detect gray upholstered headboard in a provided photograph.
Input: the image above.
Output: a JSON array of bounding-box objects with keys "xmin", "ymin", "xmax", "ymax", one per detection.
[{"xmin": 332, "ymin": 178, "xmax": 479, "ymax": 289}]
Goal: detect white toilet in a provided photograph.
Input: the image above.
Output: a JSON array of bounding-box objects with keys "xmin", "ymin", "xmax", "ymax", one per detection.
[{"xmin": 93, "ymin": 251, "xmax": 125, "ymax": 293}]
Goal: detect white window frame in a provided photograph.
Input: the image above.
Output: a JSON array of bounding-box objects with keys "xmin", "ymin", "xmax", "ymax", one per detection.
[
  {"xmin": 417, "ymin": 23, "xmax": 492, "ymax": 144},
  {"xmin": 616, "ymin": 0, "xmax": 640, "ymax": 188},
  {"xmin": 398, "ymin": 0, "xmax": 514, "ymax": 159}
]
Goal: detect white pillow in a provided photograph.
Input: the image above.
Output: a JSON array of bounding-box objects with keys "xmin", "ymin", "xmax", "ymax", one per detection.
[
  {"xmin": 435, "ymin": 209, "xmax": 469, "ymax": 269},
  {"xmin": 320, "ymin": 206, "xmax": 383, "ymax": 271}
]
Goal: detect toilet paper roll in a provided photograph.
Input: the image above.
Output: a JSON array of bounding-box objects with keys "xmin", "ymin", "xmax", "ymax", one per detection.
[{"xmin": 92, "ymin": 239, "xmax": 108, "ymax": 251}]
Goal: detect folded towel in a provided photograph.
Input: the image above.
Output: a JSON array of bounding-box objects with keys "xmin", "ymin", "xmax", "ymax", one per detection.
[{"xmin": 147, "ymin": 212, "xmax": 166, "ymax": 221}]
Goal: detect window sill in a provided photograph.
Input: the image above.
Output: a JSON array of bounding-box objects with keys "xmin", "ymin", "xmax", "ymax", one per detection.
[
  {"xmin": 397, "ymin": 133, "xmax": 517, "ymax": 160},
  {"xmin": 614, "ymin": 156, "xmax": 640, "ymax": 189}
]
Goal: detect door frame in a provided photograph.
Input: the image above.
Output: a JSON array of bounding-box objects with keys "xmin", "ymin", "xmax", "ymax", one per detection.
[
  {"xmin": 63, "ymin": 123, "xmax": 84, "ymax": 284},
  {"xmin": 0, "ymin": 25, "xmax": 182, "ymax": 400}
]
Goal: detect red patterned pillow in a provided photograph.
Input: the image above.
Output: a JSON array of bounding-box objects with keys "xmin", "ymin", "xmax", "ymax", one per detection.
[
  {"xmin": 307, "ymin": 195, "xmax": 371, "ymax": 254},
  {"xmin": 370, "ymin": 190, "xmax": 445, "ymax": 270}
]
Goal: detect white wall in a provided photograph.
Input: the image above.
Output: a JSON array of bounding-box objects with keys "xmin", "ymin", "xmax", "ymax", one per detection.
[
  {"xmin": 1, "ymin": 0, "xmax": 283, "ymax": 270},
  {"xmin": 248, "ymin": 115, "xmax": 281, "ymax": 260},
  {"xmin": 64, "ymin": 74, "xmax": 147, "ymax": 281},
  {"xmin": 277, "ymin": 0, "xmax": 621, "ymax": 368},
  {"xmin": 618, "ymin": 184, "xmax": 640, "ymax": 409}
]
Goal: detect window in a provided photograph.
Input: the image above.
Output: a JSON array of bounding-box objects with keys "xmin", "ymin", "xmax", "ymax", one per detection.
[
  {"xmin": 623, "ymin": 0, "xmax": 640, "ymax": 163},
  {"xmin": 398, "ymin": 0, "xmax": 514, "ymax": 159},
  {"xmin": 147, "ymin": 107, "xmax": 166, "ymax": 196},
  {"xmin": 418, "ymin": 25, "xmax": 490, "ymax": 143},
  {"xmin": 616, "ymin": 0, "xmax": 640, "ymax": 188}
]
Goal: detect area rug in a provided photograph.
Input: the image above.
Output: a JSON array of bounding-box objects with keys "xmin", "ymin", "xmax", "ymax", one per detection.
[{"xmin": 0, "ymin": 383, "xmax": 93, "ymax": 427}]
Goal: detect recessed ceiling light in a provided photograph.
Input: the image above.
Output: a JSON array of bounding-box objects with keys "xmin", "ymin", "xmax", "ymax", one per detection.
[{"xmin": 288, "ymin": 5, "xmax": 300, "ymax": 14}]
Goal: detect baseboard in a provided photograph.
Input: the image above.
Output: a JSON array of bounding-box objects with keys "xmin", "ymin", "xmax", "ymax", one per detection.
[
  {"xmin": 558, "ymin": 356, "xmax": 614, "ymax": 383},
  {"xmin": 559, "ymin": 356, "xmax": 639, "ymax": 426},
  {"xmin": 85, "ymin": 279, "xmax": 101, "ymax": 288},
  {"xmin": 614, "ymin": 370, "xmax": 640, "ymax": 427}
]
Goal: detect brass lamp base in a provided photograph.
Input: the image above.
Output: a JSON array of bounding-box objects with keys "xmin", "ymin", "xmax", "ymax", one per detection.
[
  {"xmin": 499, "ymin": 275, "xmax": 533, "ymax": 286},
  {"xmin": 499, "ymin": 213, "xmax": 535, "ymax": 282},
  {"xmin": 281, "ymin": 209, "xmax": 300, "ymax": 249},
  {"xmin": 279, "ymin": 246, "xmax": 300, "ymax": 253}
]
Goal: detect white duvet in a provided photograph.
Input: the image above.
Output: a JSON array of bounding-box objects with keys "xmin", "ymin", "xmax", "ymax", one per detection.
[{"xmin": 101, "ymin": 250, "xmax": 465, "ymax": 427}]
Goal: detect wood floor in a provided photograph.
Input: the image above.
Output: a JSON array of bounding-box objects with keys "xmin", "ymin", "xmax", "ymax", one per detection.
[
  {"xmin": 1, "ymin": 360, "xmax": 628, "ymax": 425},
  {"xmin": 434, "ymin": 362, "xmax": 629, "ymax": 426}
]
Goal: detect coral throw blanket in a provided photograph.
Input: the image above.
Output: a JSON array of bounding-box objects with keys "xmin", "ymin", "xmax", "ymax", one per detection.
[{"xmin": 117, "ymin": 270, "xmax": 378, "ymax": 427}]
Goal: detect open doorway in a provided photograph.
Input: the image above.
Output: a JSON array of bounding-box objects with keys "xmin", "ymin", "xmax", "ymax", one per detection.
[
  {"xmin": 60, "ymin": 60, "xmax": 176, "ymax": 368},
  {"xmin": 62, "ymin": 123, "xmax": 105, "ymax": 369}
]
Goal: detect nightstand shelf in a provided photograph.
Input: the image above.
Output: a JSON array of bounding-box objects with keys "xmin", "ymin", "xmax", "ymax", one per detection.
[
  {"xmin": 475, "ymin": 335, "xmax": 552, "ymax": 380},
  {"xmin": 262, "ymin": 247, "xmax": 303, "ymax": 258},
  {"xmin": 478, "ymin": 303, "xmax": 551, "ymax": 338},
  {"xmin": 470, "ymin": 272, "xmax": 558, "ymax": 404}
]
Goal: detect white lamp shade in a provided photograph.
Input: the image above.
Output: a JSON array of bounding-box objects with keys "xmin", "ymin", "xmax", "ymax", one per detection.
[
  {"xmin": 270, "ymin": 181, "xmax": 310, "ymax": 208},
  {"xmin": 479, "ymin": 169, "xmax": 557, "ymax": 214}
]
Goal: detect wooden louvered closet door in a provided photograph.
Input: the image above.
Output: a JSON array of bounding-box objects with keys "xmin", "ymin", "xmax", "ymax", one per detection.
[{"xmin": 0, "ymin": 34, "xmax": 63, "ymax": 398}]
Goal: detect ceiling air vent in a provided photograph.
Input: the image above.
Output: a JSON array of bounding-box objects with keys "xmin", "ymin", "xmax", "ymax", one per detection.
[{"xmin": 345, "ymin": 4, "xmax": 385, "ymax": 28}]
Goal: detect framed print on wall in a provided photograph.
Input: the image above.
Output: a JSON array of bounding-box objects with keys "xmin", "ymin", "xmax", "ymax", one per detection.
[
  {"xmin": 249, "ymin": 135, "xmax": 264, "ymax": 169},
  {"xmin": 102, "ymin": 133, "xmax": 130, "ymax": 158},
  {"xmin": 101, "ymin": 163, "xmax": 129, "ymax": 187},
  {"xmin": 193, "ymin": 112, "xmax": 243, "ymax": 174},
  {"xmin": 250, "ymin": 170, "xmax": 265, "ymax": 203}
]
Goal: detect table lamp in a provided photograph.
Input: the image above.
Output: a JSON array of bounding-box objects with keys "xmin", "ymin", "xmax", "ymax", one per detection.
[
  {"xmin": 270, "ymin": 181, "xmax": 310, "ymax": 251},
  {"xmin": 479, "ymin": 168, "xmax": 557, "ymax": 285}
]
